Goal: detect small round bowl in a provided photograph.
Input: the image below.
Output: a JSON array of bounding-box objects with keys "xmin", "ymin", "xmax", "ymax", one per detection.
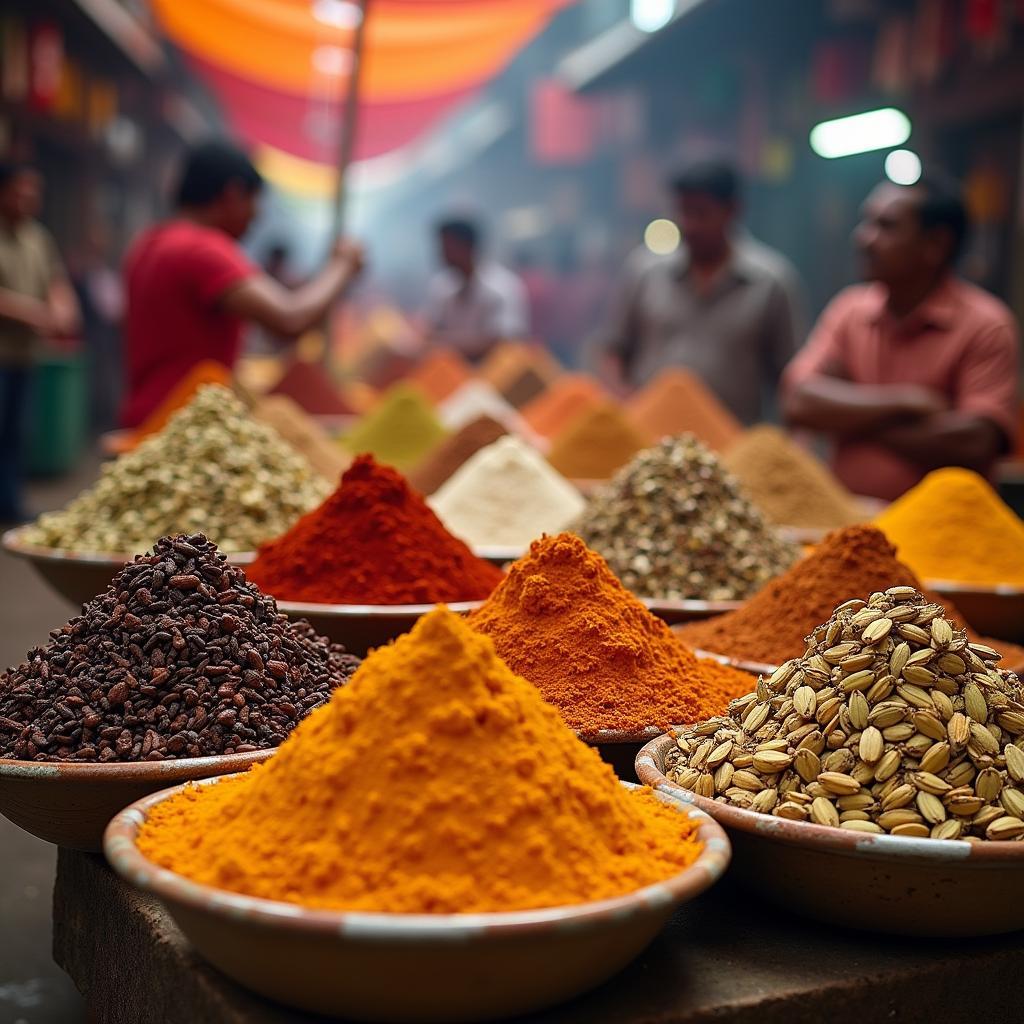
[
  {"xmin": 640, "ymin": 597, "xmax": 742, "ymax": 626},
  {"xmin": 580, "ymin": 727, "xmax": 664, "ymax": 782},
  {"xmin": 105, "ymin": 778, "xmax": 731, "ymax": 1022},
  {"xmin": 2, "ymin": 527, "xmax": 255, "ymax": 607},
  {"xmin": 274, "ymin": 600, "xmax": 482, "ymax": 657},
  {"xmin": 0, "ymin": 749, "xmax": 274, "ymax": 852},
  {"xmin": 926, "ymin": 578, "xmax": 1024, "ymax": 644},
  {"xmin": 692, "ymin": 648, "xmax": 780, "ymax": 679},
  {"xmin": 636, "ymin": 733, "xmax": 1024, "ymax": 937}
]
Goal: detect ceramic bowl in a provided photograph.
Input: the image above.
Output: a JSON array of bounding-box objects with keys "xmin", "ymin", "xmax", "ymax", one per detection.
[
  {"xmin": 274, "ymin": 600, "xmax": 481, "ymax": 657},
  {"xmin": 640, "ymin": 597, "xmax": 742, "ymax": 627},
  {"xmin": 636, "ymin": 732, "xmax": 1024, "ymax": 937},
  {"xmin": 1, "ymin": 527, "xmax": 255, "ymax": 607},
  {"xmin": 104, "ymin": 779, "xmax": 731, "ymax": 1022},
  {"xmin": 0, "ymin": 749, "xmax": 273, "ymax": 852},
  {"xmin": 580, "ymin": 727, "xmax": 664, "ymax": 782},
  {"xmin": 692, "ymin": 648, "xmax": 779, "ymax": 679},
  {"xmin": 926, "ymin": 579, "xmax": 1024, "ymax": 644}
]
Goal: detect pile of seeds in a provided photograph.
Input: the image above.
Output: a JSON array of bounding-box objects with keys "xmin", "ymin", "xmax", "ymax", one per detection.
[
  {"xmin": 24, "ymin": 385, "xmax": 329, "ymax": 552},
  {"xmin": 572, "ymin": 434, "xmax": 798, "ymax": 601},
  {"xmin": 0, "ymin": 534, "xmax": 360, "ymax": 762},
  {"xmin": 665, "ymin": 587, "xmax": 1024, "ymax": 841}
]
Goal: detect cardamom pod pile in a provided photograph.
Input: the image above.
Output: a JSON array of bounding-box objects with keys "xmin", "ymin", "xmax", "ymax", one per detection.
[
  {"xmin": 23, "ymin": 385, "xmax": 329, "ymax": 553},
  {"xmin": 665, "ymin": 587, "xmax": 1024, "ymax": 841}
]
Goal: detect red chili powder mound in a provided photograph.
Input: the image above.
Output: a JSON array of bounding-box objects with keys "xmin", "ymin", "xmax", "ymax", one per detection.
[
  {"xmin": 678, "ymin": 525, "xmax": 1024, "ymax": 670},
  {"xmin": 269, "ymin": 358, "xmax": 355, "ymax": 415},
  {"xmin": 408, "ymin": 349, "xmax": 473, "ymax": 404},
  {"xmin": 467, "ymin": 533, "xmax": 753, "ymax": 734},
  {"xmin": 246, "ymin": 454, "xmax": 504, "ymax": 604},
  {"xmin": 521, "ymin": 374, "xmax": 607, "ymax": 439},
  {"xmin": 626, "ymin": 368, "xmax": 742, "ymax": 451}
]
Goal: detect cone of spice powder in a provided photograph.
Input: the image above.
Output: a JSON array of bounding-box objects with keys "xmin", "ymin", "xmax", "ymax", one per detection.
[
  {"xmin": 268, "ymin": 357, "xmax": 355, "ymax": 415},
  {"xmin": 547, "ymin": 402, "xmax": 649, "ymax": 480},
  {"xmin": 479, "ymin": 341, "xmax": 561, "ymax": 396},
  {"xmin": 252, "ymin": 395, "xmax": 350, "ymax": 483},
  {"xmin": 437, "ymin": 379, "xmax": 538, "ymax": 443},
  {"xmin": 129, "ymin": 360, "xmax": 233, "ymax": 444},
  {"xmin": 0, "ymin": 533, "xmax": 360, "ymax": 762},
  {"xmin": 723, "ymin": 425, "xmax": 861, "ymax": 530},
  {"xmin": 677, "ymin": 525, "xmax": 1024, "ymax": 671},
  {"xmin": 407, "ymin": 414, "xmax": 507, "ymax": 495},
  {"xmin": 468, "ymin": 533, "xmax": 754, "ymax": 735},
  {"xmin": 407, "ymin": 349, "xmax": 472, "ymax": 403},
  {"xmin": 501, "ymin": 363, "xmax": 550, "ymax": 408},
  {"xmin": 521, "ymin": 373, "xmax": 606, "ymax": 438},
  {"xmin": 626, "ymin": 368, "xmax": 742, "ymax": 451},
  {"xmin": 341, "ymin": 383, "xmax": 446, "ymax": 471},
  {"xmin": 246, "ymin": 454, "xmax": 503, "ymax": 605},
  {"xmin": 136, "ymin": 607, "xmax": 703, "ymax": 913}
]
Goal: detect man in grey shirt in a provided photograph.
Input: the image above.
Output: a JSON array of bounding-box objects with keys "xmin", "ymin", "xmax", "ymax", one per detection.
[{"xmin": 601, "ymin": 161, "xmax": 803, "ymax": 424}]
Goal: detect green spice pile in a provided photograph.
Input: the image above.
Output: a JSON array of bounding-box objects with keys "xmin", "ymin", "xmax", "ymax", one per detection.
[
  {"xmin": 572, "ymin": 434, "xmax": 798, "ymax": 601},
  {"xmin": 665, "ymin": 587, "xmax": 1024, "ymax": 841},
  {"xmin": 342, "ymin": 383, "xmax": 446, "ymax": 470},
  {"xmin": 24, "ymin": 386, "xmax": 329, "ymax": 553}
]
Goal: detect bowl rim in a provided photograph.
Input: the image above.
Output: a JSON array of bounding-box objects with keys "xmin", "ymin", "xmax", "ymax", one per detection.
[
  {"xmin": 639, "ymin": 597, "xmax": 743, "ymax": 615},
  {"xmin": 924, "ymin": 577, "xmax": 1024, "ymax": 598},
  {"xmin": 104, "ymin": 777, "xmax": 731, "ymax": 939},
  {"xmin": 0, "ymin": 747, "xmax": 276, "ymax": 781},
  {"xmin": 275, "ymin": 598, "xmax": 484, "ymax": 617},
  {"xmin": 1, "ymin": 526, "xmax": 255, "ymax": 566},
  {"xmin": 636, "ymin": 732, "xmax": 1024, "ymax": 864}
]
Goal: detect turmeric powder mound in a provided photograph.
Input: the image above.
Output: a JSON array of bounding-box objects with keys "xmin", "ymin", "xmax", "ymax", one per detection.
[
  {"xmin": 626, "ymin": 368, "xmax": 742, "ymax": 452},
  {"xmin": 468, "ymin": 533, "xmax": 753, "ymax": 734},
  {"xmin": 137, "ymin": 607, "xmax": 702, "ymax": 913},
  {"xmin": 521, "ymin": 373, "xmax": 606, "ymax": 439},
  {"xmin": 547, "ymin": 402, "xmax": 648, "ymax": 480},
  {"xmin": 874, "ymin": 467, "xmax": 1024, "ymax": 586}
]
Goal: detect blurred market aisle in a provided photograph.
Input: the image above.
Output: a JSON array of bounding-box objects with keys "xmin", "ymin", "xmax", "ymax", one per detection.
[{"xmin": 0, "ymin": 463, "xmax": 99, "ymax": 1024}]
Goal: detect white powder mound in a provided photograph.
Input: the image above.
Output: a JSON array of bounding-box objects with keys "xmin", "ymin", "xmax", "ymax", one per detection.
[
  {"xmin": 429, "ymin": 436, "xmax": 585, "ymax": 548},
  {"xmin": 438, "ymin": 380, "xmax": 545, "ymax": 448}
]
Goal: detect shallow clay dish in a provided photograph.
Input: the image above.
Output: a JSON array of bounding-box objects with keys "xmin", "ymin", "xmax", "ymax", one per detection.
[
  {"xmin": 0, "ymin": 749, "xmax": 273, "ymax": 852},
  {"xmin": 105, "ymin": 778, "xmax": 730, "ymax": 1022},
  {"xmin": 637, "ymin": 733, "xmax": 1024, "ymax": 937},
  {"xmin": 2, "ymin": 527, "xmax": 255, "ymax": 607},
  {"xmin": 274, "ymin": 600, "xmax": 481, "ymax": 657},
  {"xmin": 640, "ymin": 597, "xmax": 742, "ymax": 626},
  {"xmin": 692, "ymin": 648, "xmax": 779, "ymax": 679},
  {"xmin": 925, "ymin": 579, "xmax": 1024, "ymax": 644}
]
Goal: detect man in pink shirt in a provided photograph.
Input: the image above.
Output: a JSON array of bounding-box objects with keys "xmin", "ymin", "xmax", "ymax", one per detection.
[{"xmin": 784, "ymin": 175, "xmax": 1019, "ymax": 500}]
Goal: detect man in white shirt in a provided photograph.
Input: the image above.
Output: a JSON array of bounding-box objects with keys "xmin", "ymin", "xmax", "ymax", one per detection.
[{"xmin": 422, "ymin": 217, "xmax": 527, "ymax": 360}]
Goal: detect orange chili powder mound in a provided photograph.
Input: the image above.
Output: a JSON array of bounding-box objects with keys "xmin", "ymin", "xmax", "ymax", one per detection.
[
  {"xmin": 136, "ymin": 607, "xmax": 702, "ymax": 913},
  {"xmin": 626, "ymin": 368, "xmax": 742, "ymax": 452},
  {"xmin": 130, "ymin": 360, "xmax": 232, "ymax": 443},
  {"xmin": 479, "ymin": 341, "xmax": 561, "ymax": 396},
  {"xmin": 521, "ymin": 373, "xmax": 607, "ymax": 438},
  {"xmin": 407, "ymin": 349, "xmax": 472, "ymax": 403},
  {"xmin": 467, "ymin": 533, "xmax": 753, "ymax": 734},
  {"xmin": 546, "ymin": 402, "xmax": 648, "ymax": 480}
]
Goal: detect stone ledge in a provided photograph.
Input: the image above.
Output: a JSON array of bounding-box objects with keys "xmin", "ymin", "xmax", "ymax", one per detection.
[{"xmin": 53, "ymin": 849, "xmax": 1022, "ymax": 1024}]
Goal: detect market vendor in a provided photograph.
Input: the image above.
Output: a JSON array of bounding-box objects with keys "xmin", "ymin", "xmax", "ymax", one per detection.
[
  {"xmin": 783, "ymin": 174, "xmax": 1020, "ymax": 502},
  {"xmin": 120, "ymin": 141, "xmax": 363, "ymax": 428}
]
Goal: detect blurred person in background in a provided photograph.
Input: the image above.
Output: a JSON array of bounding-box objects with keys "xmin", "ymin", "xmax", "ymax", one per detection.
[
  {"xmin": 784, "ymin": 174, "xmax": 1019, "ymax": 501},
  {"xmin": 599, "ymin": 159, "xmax": 803, "ymax": 423},
  {"xmin": 121, "ymin": 141, "xmax": 363, "ymax": 428},
  {"xmin": 0, "ymin": 161, "xmax": 80, "ymax": 522},
  {"xmin": 422, "ymin": 217, "xmax": 527, "ymax": 361}
]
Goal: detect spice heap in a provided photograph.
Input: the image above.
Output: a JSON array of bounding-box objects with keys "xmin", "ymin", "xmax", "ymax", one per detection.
[
  {"xmin": 130, "ymin": 360, "xmax": 232, "ymax": 443},
  {"xmin": 0, "ymin": 534, "xmax": 359, "ymax": 762},
  {"xmin": 342, "ymin": 383, "xmax": 445, "ymax": 471},
  {"xmin": 666, "ymin": 588, "xmax": 1024, "ymax": 841},
  {"xmin": 875, "ymin": 468, "xmax": 1024, "ymax": 586},
  {"xmin": 723, "ymin": 425, "xmax": 861, "ymax": 530},
  {"xmin": 679, "ymin": 526, "xmax": 1024, "ymax": 672},
  {"xmin": 247, "ymin": 454, "xmax": 503, "ymax": 604},
  {"xmin": 626, "ymin": 368, "xmax": 742, "ymax": 452},
  {"xmin": 407, "ymin": 414, "xmax": 507, "ymax": 495},
  {"xmin": 251, "ymin": 395, "xmax": 350, "ymax": 483},
  {"xmin": 522, "ymin": 373, "xmax": 606, "ymax": 438},
  {"xmin": 137, "ymin": 607, "xmax": 702, "ymax": 912},
  {"xmin": 479, "ymin": 341, "xmax": 561, "ymax": 408},
  {"xmin": 573, "ymin": 435, "xmax": 798, "ymax": 601},
  {"xmin": 24, "ymin": 386, "xmax": 329, "ymax": 553},
  {"xmin": 268, "ymin": 357, "xmax": 354, "ymax": 416},
  {"xmin": 429, "ymin": 437, "xmax": 584, "ymax": 548},
  {"xmin": 407, "ymin": 348, "xmax": 472, "ymax": 403},
  {"xmin": 437, "ymin": 379, "xmax": 534, "ymax": 440},
  {"xmin": 468, "ymin": 533, "xmax": 754, "ymax": 734},
  {"xmin": 548, "ymin": 402, "xmax": 648, "ymax": 480}
]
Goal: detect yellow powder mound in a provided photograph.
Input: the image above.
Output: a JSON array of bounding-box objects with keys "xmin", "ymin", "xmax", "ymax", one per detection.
[
  {"xmin": 874, "ymin": 467, "xmax": 1024, "ymax": 586},
  {"xmin": 547, "ymin": 402, "xmax": 648, "ymax": 480},
  {"xmin": 137, "ymin": 608, "xmax": 701, "ymax": 914},
  {"xmin": 341, "ymin": 383, "xmax": 446, "ymax": 470},
  {"xmin": 627, "ymin": 368, "xmax": 741, "ymax": 452}
]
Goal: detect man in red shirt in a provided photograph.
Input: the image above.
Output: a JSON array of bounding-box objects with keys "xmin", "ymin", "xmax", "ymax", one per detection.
[
  {"xmin": 121, "ymin": 142, "xmax": 362, "ymax": 427},
  {"xmin": 783, "ymin": 174, "xmax": 1019, "ymax": 500}
]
